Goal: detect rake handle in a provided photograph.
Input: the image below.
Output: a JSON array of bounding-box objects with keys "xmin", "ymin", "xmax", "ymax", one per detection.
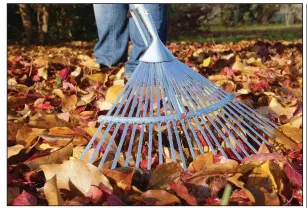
[{"xmin": 130, "ymin": 4, "xmax": 159, "ymax": 45}]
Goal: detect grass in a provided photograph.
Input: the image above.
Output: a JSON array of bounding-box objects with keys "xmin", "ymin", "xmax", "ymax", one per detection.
[{"xmin": 169, "ymin": 24, "xmax": 302, "ymax": 43}]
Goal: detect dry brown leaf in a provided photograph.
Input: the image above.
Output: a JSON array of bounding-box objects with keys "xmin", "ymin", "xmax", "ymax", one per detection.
[
  {"xmin": 40, "ymin": 159, "xmax": 113, "ymax": 195},
  {"xmin": 101, "ymin": 168, "xmax": 134, "ymax": 191},
  {"xmin": 271, "ymin": 129, "xmax": 296, "ymax": 151},
  {"xmin": 187, "ymin": 152, "xmax": 214, "ymax": 172},
  {"xmin": 279, "ymin": 125, "xmax": 302, "ymax": 143},
  {"xmin": 44, "ymin": 175, "xmax": 64, "ymax": 205},
  {"xmin": 62, "ymin": 94, "xmax": 77, "ymax": 112},
  {"xmin": 8, "ymin": 144, "xmax": 24, "ymax": 158},
  {"xmin": 25, "ymin": 141, "xmax": 73, "ymax": 170},
  {"xmin": 148, "ymin": 162, "xmax": 182, "ymax": 190},
  {"xmin": 186, "ymin": 159, "xmax": 239, "ymax": 183},
  {"xmin": 141, "ymin": 190, "xmax": 180, "ymax": 205},
  {"xmin": 29, "ymin": 114, "xmax": 73, "ymax": 129},
  {"xmin": 16, "ymin": 127, "xmax": 45, "ymax": 148}
]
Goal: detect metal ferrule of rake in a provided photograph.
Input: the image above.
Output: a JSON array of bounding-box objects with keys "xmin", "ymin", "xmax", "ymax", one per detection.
[{"xmin": 80, "ymin": 4, "xmax": 279, "ymax": 170}]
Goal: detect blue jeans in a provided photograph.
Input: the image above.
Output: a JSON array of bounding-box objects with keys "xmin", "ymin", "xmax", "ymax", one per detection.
[{"xmin": 93, "ymin": 4, "xmax": 168, "ymax": 77}]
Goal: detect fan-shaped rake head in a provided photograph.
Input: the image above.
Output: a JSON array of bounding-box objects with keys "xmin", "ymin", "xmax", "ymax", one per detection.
[{"xmin": 80, "ymin": 59, "xmax": 279, "ymax": 170}]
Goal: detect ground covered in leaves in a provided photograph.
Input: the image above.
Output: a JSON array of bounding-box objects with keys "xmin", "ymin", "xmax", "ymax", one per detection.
[{"xmin": 8, "ymin": 39, "xmax": 303, "ymax": 205}]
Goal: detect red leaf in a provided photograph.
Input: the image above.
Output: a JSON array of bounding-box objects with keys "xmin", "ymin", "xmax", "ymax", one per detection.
[
  {"xmin": 196, "ymin": 131, "xmax": 208, "ymax": 147},
  {"xmin": 220, "ymin": 67, "xmax": 235, "ymax": 77},
  {"xmin": 73, "ymin": 106, "xmax": 86, "ymax": 114},
  {"xmin": 107, "ymin": 195, "xmax": 125, "ymax": 205},
  {"xmin": 58, "ymin": 67, "xmax": 70, "ymax": 81},
  {"xmin": 168, "ymin": 181, "xmax": 198, "ymax": 205},
  {"xmin": 242, "ymin": 152, "xmax": 284, "ymax": 163},
  {"xmin": 32, "ymin": 75, "xmax": 40, "ymax": 82},
  {"xmin": 12, "ymin": 190, "xmax": 37, "ymax": 205},
  {"xmin": 86, "ymin": 185, "xmax": 103, "ymax": 204},
  {"xmin": 283, "ymin": 161, "xmax": 303, "ymax": 187},
  {"xmin": 140, "ymin": 156, "xmax": 158, "ymax": 169},
  {"xmin": 250, "ymin": 80, "xmax": 270, "ymax": 92},
  {"xmin": 37, "ymin": 101, "xmax": 54, "ymax": 110},
  {"xmin": 229, "ymin": 189, "xmax": 254, "ymax": 205},
  {"xmin": 205, "ymin": 196, "xmax": 220, "ymax": 205}
]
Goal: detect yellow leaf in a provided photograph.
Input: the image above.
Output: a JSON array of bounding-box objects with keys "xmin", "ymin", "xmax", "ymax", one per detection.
[
  {"xmin": 227, "ymin": 173, "xmax": 255, "ymax": 203},
  {"xmin": 246, "ymin": 160, "xmax": 280, "ymax": 193},
  {"xmin": 61, "ymin": 94, "xmax": 77, "ymax": 112},
  {"xmin": 187, "ymin": 152, "xmax": 213, "ymax": 172},
  {"xmin": 232, "ymin": 61, "xmax": 244, "ymax": 71},
  {"xmin": 36, "ymin": 143, "xmax": 51, "ymax": 151},
  {"xmin": 38, "ymin": 66, "xmax": 48, "ymax": 80},
  {"xmin": 87, "ymin": 73, "xmax": 106, "ymax": 83},
  {"xmin": 105, "ymin": 85, "xmax": 123, "ymax": 103},
  {"xmin": 279, "ymin": 125, "xmax": 302, "ymax": 143},
  {"xmin": 202, "ymin": 57, "xmax": 211, "ymax": 67},
  {"xmin": 44, "ymin": 175, "xmax": 64, "ymax": 205},
  {"xmin": 40, "ymin": 159, "xmax": 113, "ymax": 195}
]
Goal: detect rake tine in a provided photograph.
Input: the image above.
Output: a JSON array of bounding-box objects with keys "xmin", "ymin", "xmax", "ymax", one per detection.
[
  {"xmin": 158, "ymin": 65, "xmax": 176, "ymax": 161},
  {"xmin": 148, "ymin": 66, "xmax": 155, "ymax": 169},
  {"xmin": 215, "ymin": 87, "xmax": 276, "ymax": 132},
  {"xmin": 111, "ymin": 70, "xmax": 149, "ymax": 169},
  {"xmin": 197, "ymin": 84, "xmax": 270, "ymax": 144},
  {"xmin": 167, "ymin": 74, "xmax": 218, "ymax": 155},
  {"xmin": 96, "ymin": 68, "xmax": 146, "ymax": 167},
  {"xmin": 155, "ymin": 68, "xmax": 164, "ymax": 165},
  {"xmin": 191, "ymin": 84, "xmax": 259, "ymax": 152},
  {"xmin": 135, "ymin": 66, "xmax": 152, "ymax": 168},
  {"xmin": 124, "ymin": 66, "xmax": 149, "ymax": 166},
  {"xmin": 182, "ymin": 80, "xmax": 248, "ymax": 158}
]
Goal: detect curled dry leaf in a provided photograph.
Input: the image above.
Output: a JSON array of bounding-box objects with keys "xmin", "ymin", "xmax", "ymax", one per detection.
[
  {"xmin": 168, "ymin": 181, "xmax": 198, "ymax": 205},
  {"xmin": 40, "ymin": 159, "xmax": 113, "ymax": 195},
  {"xmin": 24, "ymin": 140, "xmax": 73, "ymax": 170},
  {"xmin": 61, "ymin": 94, "xmax": 78, "ymax": 112},
  {"xmin": 8, "ymin": 144, "xmax": 24, "ymax": 159},
  {"xmin": 186, "ymin": 159, "xmax": 239, "ymax": 183},
  {"xmin": 29, "ymin": 114, "xmax": 73, "ymax": 129},
  {"xmin": 283, "ymin": 161, "xmax": 303, "ymax": 187},
  {"xmin": 16, "ymin": 127, "xmax": 45, "ymax": 148},
  {"xmin": 100, "ymin": 168, "xmax": 134, "ymax": 191},
  {"xmin": 148, "ymin": 162, "xmax": 182, "ymax": 190},
  {"xmin": 187, "ymin": 152, "xmax": 213, "ymax": 172},
  {"xmin": 44, "ymin": 175, "xmax": 64, "ymax": 205},
  {"xmin": 141, "ymin": 189, "xmax": 180, "ymax": 205}
]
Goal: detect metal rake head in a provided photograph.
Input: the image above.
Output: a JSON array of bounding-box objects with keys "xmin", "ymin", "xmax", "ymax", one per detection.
[{"xmin": 80, "ymin": 4, "xmax": 279, "ymax": 169}]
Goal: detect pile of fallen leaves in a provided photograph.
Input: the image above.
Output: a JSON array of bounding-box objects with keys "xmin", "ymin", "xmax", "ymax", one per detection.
[{"xmin": 8, "ymin": 39, "xmax": 302, "ymax": 205}]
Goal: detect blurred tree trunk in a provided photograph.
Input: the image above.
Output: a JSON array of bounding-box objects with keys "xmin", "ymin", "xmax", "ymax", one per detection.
[
  {"xmin": 37, "ymin": 6, "xmax": 49, "ymax": 44},
  {"xmin": 18, "ymin": 4, "xmax": 32, "ymax": 45},
  {"xmin": 234, "ymin": 4, "xmax": 240, "ymax": 26}
]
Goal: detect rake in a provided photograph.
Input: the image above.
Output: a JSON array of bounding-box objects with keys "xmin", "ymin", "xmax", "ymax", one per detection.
[{"xmin": 80, "ymin": 4, "xmax": 279, "ymax": 170}]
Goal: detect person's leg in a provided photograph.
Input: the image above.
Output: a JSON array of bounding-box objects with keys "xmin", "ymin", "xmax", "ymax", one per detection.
[
  {"xmin": 125, "ymin": 4, "xmax": 168, "ymax": 78},
  {"xmin": 93, "ymin": 4, "xmax": 129, "ymax": 68}
]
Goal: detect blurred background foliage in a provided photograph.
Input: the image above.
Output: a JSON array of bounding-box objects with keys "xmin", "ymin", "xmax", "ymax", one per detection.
[{"xmin": 8, "ymin": 4, "xmax": 302, "ymax": 45}]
